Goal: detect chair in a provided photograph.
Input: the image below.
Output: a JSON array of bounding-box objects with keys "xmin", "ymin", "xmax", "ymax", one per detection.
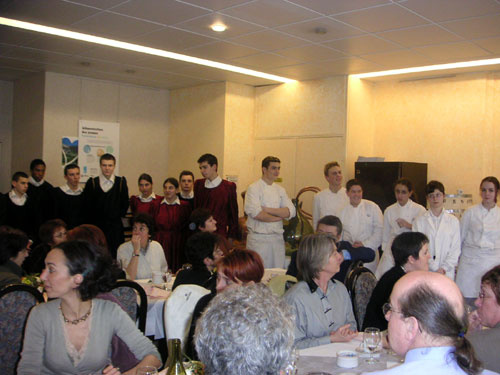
[
  {"xmin": 0, "ymin": 284, "xmax": 44, "ymax": 375},
  {"xmin": 345, "ymin": 264, "xmax": 377, "ymax": 331},
  {"xmin": 109, "ymin": 279, "xmax": 148, "ymax": 334},
  {"xmin": 164, "ymin": 284, "xmax": 210, "ymax": 352},
  {"xmin": 266, "ymin": 274, "xmax": 297, "ymax": 297}
]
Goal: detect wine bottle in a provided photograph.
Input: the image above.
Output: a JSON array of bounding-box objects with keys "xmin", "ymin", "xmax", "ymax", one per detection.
[{"xmin": 165, "ymin": 339, "xmax": 187, "ymax": 375}]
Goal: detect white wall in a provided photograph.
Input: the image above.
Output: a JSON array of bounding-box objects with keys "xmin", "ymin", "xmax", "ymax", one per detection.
[{"xmin": 0, "ymin": 80, "xmax": 13, "ymax": 192}]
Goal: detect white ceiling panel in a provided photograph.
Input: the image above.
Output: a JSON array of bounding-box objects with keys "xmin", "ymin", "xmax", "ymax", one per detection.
[
  {"xmin": 442, "ymin": 13, "xmax": 500, "ymax": 40},
  {"xmin": 61, "ymin": 0, "xmax": 129, "ymax": 10},
  {"xmin": 24, "ymin": 34, "xmax": 94, "ymax": 55},
  {"xmin": 414, "ymin": 41, "xmax": 493, "ymax": 61},
  {"xmin": 474, "ymin": 37, "xmax": 500, "ymax": 54},
  {"xmin": 0, "ymin": 25, "xmax": 39, "ymax": 46},
  {"xmin": 323, "ymin": 35, "xmax": 400, "ymax": 55},
  {"xmin": 378, "ymin": 24, "xmax": 462, "ymax": 47},
  {"xmin": 178, "ymin": 0, "xmax": 253, "ymax": 11},
  {"xmin": 276, "ymin": 44, "xmax": 345, "ymax": 62},
  {"xmin": 286, "ymin": 0, "xmax": 391, "ymax": 16},
  {"xmin": 129, "ymin": 27, "xmax": 216, "ymax": 51},
  {"xmin": 185, "ymin": 41, "xmax": 259, "ymax": 60},
  {"xmin": 230, "ymin": 30, "xmax": 306, "ymax": 51},
  {"xmin": 231, "ymin": 52, "xmax": 300, "ymax": 68},
  {"xmin": 361, "ymin": 49, "xmax": 432, "ymax": 68},
  {"xmin": 276, "ymin": 17, "xmax": 364, "ymax": 42}
]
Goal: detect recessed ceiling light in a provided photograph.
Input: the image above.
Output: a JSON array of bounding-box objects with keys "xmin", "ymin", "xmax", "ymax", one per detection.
[
  {"xmin": 80, "ymin": 61, "xmax": 90, "ymax": 67},
  {"xmin": 211, "ymin": 23, "xmax": 227, "ymax": 32},
  {"xmin": 0, "ymin": 17, "xmax": 295, "ymax": 84},
  {"xmin": 125, "ymin": 69, "xmax": 135, "ymax": 74}
]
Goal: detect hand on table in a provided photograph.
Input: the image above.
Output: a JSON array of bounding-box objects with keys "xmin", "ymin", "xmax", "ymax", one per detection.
[
  {"xmin": 330, "ymin": 324, "xmax": 357, "ymax": 343},
  {"xmin": 102, "ymin": 365, "xmax": 121, "ymax": 374}
]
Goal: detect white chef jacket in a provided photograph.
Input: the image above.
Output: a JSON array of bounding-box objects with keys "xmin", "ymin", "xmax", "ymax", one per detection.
[
  {"xmin": 312, "ymin": 187, "xmax": 349, "ymax": 229},
  {"xmin": 376, "ymin": 200, "xmax": 426, "ymax": 279},
  {"xmin": 456, "ymin": 204, "xmax": 500, "ymax": 298},
  {"xmin": 413, "ymin": 209, "xmax": 461, "ymax": 280},
  {"xmin": 340, "ymin": 199, "xmax": 383, "ymax": 252}
]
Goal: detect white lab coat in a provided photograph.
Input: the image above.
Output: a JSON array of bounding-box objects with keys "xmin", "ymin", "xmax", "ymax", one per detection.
[
  {"xmin": 456, "ymin": 204, "xmax": 500, "ymax": 298},
  {"xmin": 312, "ymin": 187, "xmax": 349, "ymax": 229},
  {"xmin": 375, "ymin": 200, "xmax": 426, "ymax": 279},
  {"xmin": 413, "ymin": 209, "xmax": 461, "ymax": 280},
  {"xmin": 340, "ymin": 199, "xmax": 383, "ymax": 273}
]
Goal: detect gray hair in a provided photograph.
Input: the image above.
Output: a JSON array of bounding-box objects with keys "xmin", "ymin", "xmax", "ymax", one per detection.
[
  {"xmin": 296, "ymin": 233, "xmax": 337, "ymax": 283},
  {"xmin": 194, "ymin": 284, "xmax": 295, "ymax": 375}
]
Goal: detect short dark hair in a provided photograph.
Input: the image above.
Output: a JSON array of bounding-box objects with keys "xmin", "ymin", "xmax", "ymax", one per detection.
[
  {"xmin": 197, "ymin": 153, "xmax": 218, "ymax": 167},
  {"xmin": 399, "ymin": 283, "xmax": 481, "ymax": 375},
  {"xmin": 99, "ymin": 153, "xmax": 116, "ymax": 164},
  {"xmin": 346, "ymin": 179, "xmax": 362, "ymax": 192},
  {"xmin": 481, "ymin": 265, "xmax": 500, "ymax": 305},
  {"xmin": 262, "ymin": 156, "xmax": 280, "ymax": 168},
  {"xmin": 394, "ymin": 178, "xmax": 413, "ymax": 192},
  {"xmin": 138, "ymin": 173, "xmax": 152, "ymax": 185},
  {"xmin": 66, "ymin": 224, "xmax": 109, "ymax": 255},
  {"xmin": 324, "ymin": 162, "xmax": 340, "ymax": 177},
  {"xmin": 179, "ymin": 170, "xmax": 194, "ymax": 181},
  {"xmin": 12, "ymin": 171, "xmax": 28, "ymax": 182},
  {"xmin": 185, "ymin": 232, "xmax": 218, "ymax": 268},
  {"xmin": 190, "ymin": 208, "xmax": 212, "ymax": 231},
  {"xmin": 426, "ymin": 180, "xmax": 445, "ymax": 195},
  {"xmin": 39, "ymin": 219, "xmax": 67, "ymax": 245},
  {"xmin": 0, "ymin": 229, "xmax": 30, "ymax": 265},
  {"xmin": 392, "ymin": 232, "xmax": 429, "ymax": 267},
  {"xmin": 131, "ymin": 213, "xmax": 155, "ymax": 237},
  {"xmin": 296, "ymin": 233, "xmax": 338, "ymax": 283},
  {"xmin": 56, "ymin": 240, "xmax": 119, "ymax": 301},
  {"xmin": 30, "ymin": 159, "xmax": 45, "ymax": 171},
  {"xmin": 163, "ymin": 177, "xmax": 179, "ymax": 189},
  {"xmin": 317, "ymin": 215, "xmax": 342, "ymax": 235},
  {"xmin": 64, "ymin": 163, "xmax": 80, "ymax": 176}
]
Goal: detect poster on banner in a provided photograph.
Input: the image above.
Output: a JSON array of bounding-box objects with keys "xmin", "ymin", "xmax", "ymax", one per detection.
[
  {"xmin": 78, "ymin": 120, "xmax": 120, "ymax": 182},
  {"xmin": 61, "ymin": 136, "xmax": 78, "ymax": 167}
]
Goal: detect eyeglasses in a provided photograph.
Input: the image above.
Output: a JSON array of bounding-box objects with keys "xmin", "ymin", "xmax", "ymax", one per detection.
[
  {"xmin": 478, "ymin": 292, "xmax": 493, "ymax": 299},
  {"xmin": 54, "ymin": 231, "xmax": 67, "ymax": 238},
  {"xmin": 382, "ymin": 303, "xmax": 403, "ymax": 316}
]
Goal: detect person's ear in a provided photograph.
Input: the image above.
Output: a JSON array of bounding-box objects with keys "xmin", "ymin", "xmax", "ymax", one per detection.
[
  {"xmin": 72, "ymin": 274, "xmax": 84, "ymax": 287},
  {"xmin": 404, "ymin": 316, "xmax": 420, "ymax": 341}
]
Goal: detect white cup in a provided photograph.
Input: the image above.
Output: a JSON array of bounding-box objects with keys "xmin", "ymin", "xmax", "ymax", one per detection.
[
  {"xmin": 337, "ymin": 350, "xmax": 358, "ymax": 368},
  {"xmin": 152, "ymin": 271, "xmax": 163, "ymax": 284}
]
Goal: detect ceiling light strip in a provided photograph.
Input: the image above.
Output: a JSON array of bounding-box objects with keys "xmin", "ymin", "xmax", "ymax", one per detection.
[
  {"xmin": 0, "ymin": 17, "xmax": 295, "ymax": 83},
  {"xmin": 351, "ymin": 58, "xmax": 500, "ymax": 78}
]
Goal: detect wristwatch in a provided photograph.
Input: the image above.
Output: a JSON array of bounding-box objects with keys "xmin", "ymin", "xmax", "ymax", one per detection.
[{"xmin": 132, "ymin": 253, "xmax": 140, "ymax": 257}]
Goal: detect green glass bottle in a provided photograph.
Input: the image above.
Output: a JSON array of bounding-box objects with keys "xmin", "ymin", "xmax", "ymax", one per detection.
[{"xmin": 165, "ymin": 339, "xmax": 187, "ymax": 375}]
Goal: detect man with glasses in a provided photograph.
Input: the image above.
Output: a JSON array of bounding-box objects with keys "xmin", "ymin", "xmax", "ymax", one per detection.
[{"xmin": 363, "ymin": 271, "xmax": 497, "ymax": 375}]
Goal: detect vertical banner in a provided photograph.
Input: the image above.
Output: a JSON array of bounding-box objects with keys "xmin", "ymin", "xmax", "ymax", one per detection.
[
  {"xmin": 78, "ymin": 120, "xmax": 120, "ymax": 182},
  {"xmin": 61, "ymin": 136, "xmax": 78, "ymax": 167}
]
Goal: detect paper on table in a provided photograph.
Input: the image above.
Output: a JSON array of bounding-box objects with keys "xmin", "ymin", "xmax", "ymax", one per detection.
[{"xmin": 299, "ymin": 341, "xmax": 360, "ymax": 357}]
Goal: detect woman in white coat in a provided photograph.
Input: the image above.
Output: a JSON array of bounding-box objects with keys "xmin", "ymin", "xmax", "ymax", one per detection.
[
  {"xmin": 456, "ymin": 176, "xmax": 500, "ymax": 301},
  {"xmin": 413, "ymin": 180, "xmax": 460, "ymax": 280},
  {"xmin": 375, "ymin": 178, "xmax": 426, "ymax": 279}
]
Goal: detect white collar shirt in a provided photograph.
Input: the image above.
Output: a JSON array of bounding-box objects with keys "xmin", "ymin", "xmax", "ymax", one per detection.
[
  {"xmin": 179, "ymin": 191, "xmax": 194, "ymax": 199},
  {"xmin": 99, "ymin": 174, "xmax": 115, "ymax": 193},
  {"xmin": 161, "ymin": 197, "xmax": 180, "ymax": 206},
  {"xmin": 9, "ymin": 189, "xmax": 27, "ymax": 206},
  {"xmin": 60, "ymin": 184, "xmax": 83, "ymax": 196},
  {"xmin": 28, "ymin": 176, "xmax": 44, "ymax": 187},
  {"xmin": 204, "ymin": 176, "xmax": 222, "ymax": 189},
  {"xmin": 137, "ymin": 192, "xmax": 156, "ymax": 203}
]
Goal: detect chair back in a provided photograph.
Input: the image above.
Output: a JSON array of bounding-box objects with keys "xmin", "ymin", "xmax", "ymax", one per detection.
[
  {"xmin": 345, "ymin": 265, "xmax": 377, "ymax": 331},
  {"xmin": 109, "ymin": 280, "xmax": 148, "ymax": 334},
  {"xmin": 164, "ymin": 284, "xmax": 210, "ymax": 352},
  {"xmin": 266, "ymin": 274, "xmax": 298, "ymax": 297},
  {"xmin": 0, "ymin": 284, "xmax": 44, "ymax": 375}
]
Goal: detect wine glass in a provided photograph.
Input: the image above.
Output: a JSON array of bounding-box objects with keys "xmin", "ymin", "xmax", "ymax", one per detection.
[
  {"xmin": 137, "ymin": 366, "xmax": 158, "ymax": 375},
  {"xmin": 363, "ymin": 327, "xmax": 381, "ymax": 364},
  {"xmin": 280, "ymin": 348, "xmax": 298, "ymax": 375}
]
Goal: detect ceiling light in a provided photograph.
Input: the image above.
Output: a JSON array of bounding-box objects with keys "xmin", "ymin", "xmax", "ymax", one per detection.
[
  {"xmin": 211, "ymin": 23, "xmax": 227, "ymax": 32},
  {"xmin": 0, "ymin": 17, "xmax": 295, "ymax": 84},
  {"xmin": 80, "ymin": 61, "xmax": 90, "ymax": 67},
  {"xmin": 351, "ymin": 57, "xmax": 500, "ymax": 79}
]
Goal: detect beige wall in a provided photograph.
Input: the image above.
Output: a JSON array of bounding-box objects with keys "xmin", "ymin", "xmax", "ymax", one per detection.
[
  {"xmin": 0, "ymin": 80, "xmax": 13, "ymax": 192},
  {"xmin": 347, "ymin": 71, "xmax": 500, "ymax": 203},
  {"xmin": 12, "ymin": 73, "xmax": 45, "ymax": 175},
  {"xmin": 42, "ymin": 72, "xmax": 169, "ymax": 190}
]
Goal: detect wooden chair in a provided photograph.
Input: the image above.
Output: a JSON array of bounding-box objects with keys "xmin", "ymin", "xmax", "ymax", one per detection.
[{"xmin": 109, "ymin": 279, "xmax": 148, "ymax": 334}]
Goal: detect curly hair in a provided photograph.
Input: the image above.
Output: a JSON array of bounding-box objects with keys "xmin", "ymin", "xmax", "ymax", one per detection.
[
  {"xmin": 195, "ymin": 284, "xmax": 295, "ymax": 375},
  {"xmin": 56, "ymin": 240, "xmax": 119, "ymax": 301}
]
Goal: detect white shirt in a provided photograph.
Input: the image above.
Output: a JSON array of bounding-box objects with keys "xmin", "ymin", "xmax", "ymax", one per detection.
[
  {"xmin": 99, "ymin": 174, "xmax": 115, "ymax": 193},
  {"xmin": 9, "ymin": 189, "xmax": 27, "ymax": 206},
  {"xmin": 312, "ymin": 187, "xmax": 349, "ymax": 229},
  {"xmin": 137, "ymin": 192, "xmax": 156, "ymax": 203},
  {"xmin": 28, "ymin": 176, "xmax": 44, "ymax": 187},
  {"xmin": 244, "ymin": 178, "xmax": 296, "ymax": 235},
  {"xmin": 179, "ymin": 191, "xmax": 194, "ymax": 199},
  {"xmin": 204, "ymin": 176, "xmax": 222, "ymax": 189},
  {"xmin": 59, "ymin": 184, "xmax": 83, "ymax": 196},
  {"xmin": 340, "ymin": 199, "xmax": 383, "ymax": 251},
  {"xmin": 376, "ymin": 200, "xmax": 426, "ymax": 278},
  {"xmin": 161, "ymin": 197, "xmax": 180, "ymax": 205},
  {"xmin": 117, "ymin": 240, "xmax": 168, "ymax": 280},
  {"xmin": 413, "ymin": 209, "xmax": 461, "ymax": 279}
]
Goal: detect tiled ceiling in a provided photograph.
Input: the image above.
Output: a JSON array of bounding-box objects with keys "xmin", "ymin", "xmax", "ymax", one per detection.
[{"xmin": 0, "ymin": 0, "xmax": 500, "ymax": 89}]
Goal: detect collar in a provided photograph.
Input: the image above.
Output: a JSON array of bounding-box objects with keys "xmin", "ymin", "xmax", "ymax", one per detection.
[
  {"xmin": 205, "ymin": 176, "xmax": 222, "ymax": 188},
  {"xmin": 306, "ymin": 278, "xmax": 336, "ymax": 293},
  {"xmin": 29, "ymin": 176, "xmax": 44, "ymax": 187},
  {"xmin": 9, "ymin": 189, "xmax": 27, "ymax": 205},
  {"xmin": 260, "ymin": 178, "xmax": 275, "ymax": 186},
  {"xmin": 60, "ymin": 184, "xmax": 83, "ymax": 195},
  {"xmin": 429, "ymin": 208, "xmax": 444, "ymax": 219},
  {"xmin": 161, "ymin": 197, "xmax": 180, "ymax": 205},
  {"xmin": 179, "ymin": 191, "xmax": 194, "ymax": 199},
  {"xmin": 405, "ymin": 346, "xmax": 454, "ymax": 364},
  {"xmin": 137, "ymin": 192, "xmax": 155, "ymax": 202},
  {"xmin": 99, "ymin": 174, "xmax": 115, "ymax": 184}
]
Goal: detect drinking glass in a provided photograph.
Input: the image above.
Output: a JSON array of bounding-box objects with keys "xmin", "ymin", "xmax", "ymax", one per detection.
[
  {"xmin": 137, "ymin": 366, "xmax": 158, "ymax": 375},
  {"xmin": 363, "ymin": 327, "xmax": 381, "ymax": 364},
  {"xmin": 280, "ymin": 348, "xmax": 298, "ymax": 375}
]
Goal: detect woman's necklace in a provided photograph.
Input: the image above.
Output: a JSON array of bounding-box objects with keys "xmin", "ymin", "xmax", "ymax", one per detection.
[{"xmin": 60, "ymin": 301, "xmax": 92, "ymax": 325}]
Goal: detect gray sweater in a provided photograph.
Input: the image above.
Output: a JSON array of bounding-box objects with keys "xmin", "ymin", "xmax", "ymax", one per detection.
[{"xmin": 18, "ymin": 298, "xmax": 160, "ymax": 374}]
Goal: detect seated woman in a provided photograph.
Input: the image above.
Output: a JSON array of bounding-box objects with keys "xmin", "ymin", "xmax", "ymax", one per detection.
[
  {"xmin": 117, "ymin": 213, "xmax": 168, "ymax": 280},
  {"xmin": 186, "ymin": 248, "xmax": 264, "ymax": 358},
  {"xmin": 23, "ymin": 219, "xmax": 67, "ymax": 274},
  {"xmin": 467, "ymin": 265, "xmax": 500, "ymax": 373},
  {"xmin": 189, "ymin": 208, "xmax": 231, "ymax": 254},
  {"xmin": 172, "ymin": 232, "xmax": 218, "ymax": 291},
  {"xmin": 17, "ymin": 240, "xmax": 161, "ymax": 374},
  {"xmin": 0, "ymin": 227, "xmax": 30, "ymax": 289},
  {"xmin": 284, "ymin": 233, "xmax": 357, "ymax": 349},
  {"xmin": 362, "ymin": 231, "xmax": 430, "ymax": 331}
]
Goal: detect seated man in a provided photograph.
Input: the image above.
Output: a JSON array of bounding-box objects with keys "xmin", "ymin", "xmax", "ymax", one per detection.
[
  {"xmin": 363, "ymin": 231, "xmax": 430, "ymax": 331},
  {"xmin": 195, "ymin": 284, "xmax": 294, "ymax": 375},
  {"xmin": 287, "ymin": 215, "xmax": 374, "ymax": 282},
  {"xmin": 363, "ymin": 271, "xmax": 498, "ymax": 375}
]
